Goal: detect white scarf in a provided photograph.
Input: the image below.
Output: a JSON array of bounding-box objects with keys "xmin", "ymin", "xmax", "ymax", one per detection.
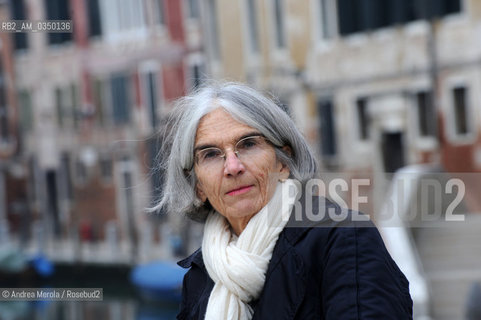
[{"xmin": 202, "ymin": 179, "xmax": 299, "ymax": 320}]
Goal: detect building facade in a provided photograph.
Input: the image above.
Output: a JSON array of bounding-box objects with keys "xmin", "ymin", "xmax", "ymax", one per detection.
[
  {"xmin": 5, "ymin": 0, "xmax": 203, "ymax": 261},
  {"xmin": 305, "ymin": 0, "xmax": 481, "ymax": 210},
  {"xmin": 0, "ymin": 0, "xmax": 25, "ymax": 244}
]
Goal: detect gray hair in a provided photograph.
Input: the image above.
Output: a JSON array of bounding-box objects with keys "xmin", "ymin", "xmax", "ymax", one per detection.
[{"xmin": 151, "ymin": 82, "xmax": 318, "ymax": 222}]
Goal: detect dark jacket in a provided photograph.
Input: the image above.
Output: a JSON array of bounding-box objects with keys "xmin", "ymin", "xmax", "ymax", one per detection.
[{"xmin": 177, "ymin": 197, "xmax": 413, "ymax": 319}]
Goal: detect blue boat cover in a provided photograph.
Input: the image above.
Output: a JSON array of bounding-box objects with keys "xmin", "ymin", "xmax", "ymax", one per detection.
[
  {"xmin": 29, "ymin": 254, "xmax": 54, "ymax": 277},
  {"xmin": 130, "ymin": 261, "xmax": 187, "ymax": 291}
]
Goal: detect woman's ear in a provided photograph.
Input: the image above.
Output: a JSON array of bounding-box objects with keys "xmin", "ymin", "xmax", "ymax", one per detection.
[
  {"xmin": 282, "ymin": 145, "xmax": 292, "ymax": 156},
  {"xmin": 279, "ymin": 163, "xmax": 290, "ymax": 180}
]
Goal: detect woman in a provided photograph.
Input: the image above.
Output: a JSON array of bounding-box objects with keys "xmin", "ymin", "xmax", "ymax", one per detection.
[{"xmin": 154, "ymin": 82, "xmax": 412, "ymax": 319}]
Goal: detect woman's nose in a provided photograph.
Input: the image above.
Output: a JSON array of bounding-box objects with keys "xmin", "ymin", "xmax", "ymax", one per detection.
[{"xmin": 223, "ymin": 150, "xmax": 245, "ymax": 176}]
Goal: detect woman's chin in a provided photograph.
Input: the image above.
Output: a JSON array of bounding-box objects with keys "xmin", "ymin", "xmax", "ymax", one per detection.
[{"xmin": 224, "ymin": 201, "xmax": 262, "ymax": 221}]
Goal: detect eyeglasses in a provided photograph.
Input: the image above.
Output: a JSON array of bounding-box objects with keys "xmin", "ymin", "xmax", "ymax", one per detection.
[{"xmin": 194, "ymin": 135, "xmax": 272, "ymax": 170}]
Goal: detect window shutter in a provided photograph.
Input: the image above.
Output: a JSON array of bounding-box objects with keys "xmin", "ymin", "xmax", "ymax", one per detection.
[
  {"xmin": 318, "ymin": 99, "xmax": 337, "ymax": 156},
  {"xmin": 337, "ymin": 0, "xmax": 360, "ymax": 35}
]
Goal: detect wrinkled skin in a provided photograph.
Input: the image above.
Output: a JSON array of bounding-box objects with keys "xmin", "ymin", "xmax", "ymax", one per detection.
[{"xmin": 194, "ymin": 108, "xmax": 290, "ymax": 235}]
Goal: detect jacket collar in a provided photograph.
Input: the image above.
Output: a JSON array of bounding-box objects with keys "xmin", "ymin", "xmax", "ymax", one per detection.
[{"xmin": 177, "ymin": 247, "xmax": 203, "ymax": 269}]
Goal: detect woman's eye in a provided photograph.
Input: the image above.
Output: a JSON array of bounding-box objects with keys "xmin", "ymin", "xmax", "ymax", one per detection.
[
  {"xmin": 238, "ymin": 138, "xmax": 258, "ymax": 149},
  {"xmin": 202, "ymin": 149, "xmax": 221, "ymax": 160}
]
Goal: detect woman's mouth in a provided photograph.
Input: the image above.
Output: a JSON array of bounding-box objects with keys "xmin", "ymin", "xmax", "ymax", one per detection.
[{"xmin": 226, "ymin": 185, "xmax": 253, "ymax": 196}]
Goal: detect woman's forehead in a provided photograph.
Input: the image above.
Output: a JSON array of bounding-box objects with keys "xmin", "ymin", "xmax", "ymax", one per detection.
[{"xmin": 194, "ymin": 108, "xmax": 257, "ymax": 146}]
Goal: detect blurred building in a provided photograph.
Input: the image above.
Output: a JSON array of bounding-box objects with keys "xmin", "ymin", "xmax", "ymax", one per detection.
[
  {"xmin": 4, "ymin": 0, "xmax": 205, "ymax": 261},
  {"xmin": 305, "ymin": 0, "xmax": 481, "ymax": 210},
  {"xmin": 204, "ymin": 0, "xmax": 480, "ymax": 318},
  {"xmin": 0, "ymin": 0, "xmax": 27, "ymax": 244}
]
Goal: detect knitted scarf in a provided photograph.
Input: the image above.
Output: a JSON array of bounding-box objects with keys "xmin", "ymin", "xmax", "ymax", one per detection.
[{"xmin": 202, "ymin": 179, "xmax": 299, "ymax": 320}]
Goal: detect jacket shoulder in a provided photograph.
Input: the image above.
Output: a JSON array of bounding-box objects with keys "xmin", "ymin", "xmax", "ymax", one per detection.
[
  {"xmin": 177, "ymin": 247, "xmax": 204, "ymax": 269},
  {"xmin": 279, "ymin": 197, "xmax": 413, "ymax": 318}
]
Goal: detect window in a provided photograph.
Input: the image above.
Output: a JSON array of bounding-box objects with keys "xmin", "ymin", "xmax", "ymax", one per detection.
[
  {"xmin": 92, "ymin": 78, "xmax": 107, "ymax": 127},
  {"xmin": 185, "ymin": 54, "xmax": 206, "ymax": 91},
  {"xmin": 87, "ymin": 0, "xmax": 102, "ymax": 37},
  {"xmin": 246, "ymin": 0, "xmax": 260, "ymax": 54},
  {"xmin": 452, "ymin": 87, "xmax": 469, "ymax": 135},
  {"xmin": 110, "ymin": 73, "xmax": 131, "ymax": 125},
  {"xmin": 190, "ymin": 62, "xmax": 205, "ymax": 91},
  {"xmin": 45, "ymin": 170, "xmax": 61, "ymax": 237},
  {"xmin": 55, "ymin": 88, "xmax": 63, "ymax": 127},
  {"xmin": 381, "ymin": 132, "xmax": 405, "ymax": 173},
  {"xmin": 18, "ymin": 90, "xmax": 33, "ymax": 132},
  {"xmin": 0, "ymin": 63, "xmax": 9, "ymax": 142},
  {"xmin": 10, "ymin": 0, "xmax": 28, "ymax": 50},
  {"xmin": 28, "ymin": 157, "xmax": 39, "ymax": 205},
  {"xmin": 186, "ymin": 0, "xmax": 200, "ymax": 19},
  {"xmin": 360, "ymin": 0, "xmax": 390, "ymax": 30},
  {"xmin": 92, "ymin": 78, "xmax": 114, "ymax": 127},
  {"xmin": 273, "ymin": 0, "xmax": 286, "ymax": 48},
  {"xmin": 206, "ymin": 0, "xmax": 221, "ymax": 60},
  {"xmin": 390, "ymin": 0, "xmax": 417, "ymax": 24},
  {"xmin": 55, "ymin": 85, "xmax": 78, "ymax": 129},
  {"xmin": 44, "ymin": 0, "xmax": 72, "ymax": 45},
  {"xmin": 337, "ymin": 0, "xmax": 461, "ymax": 36},
  {"xmin": 120, "ymin": 0, "xmax": 145, "ymax": 31},
  {"xmin": 141, "ymin": 71, "xmax": 161, "ymax": 130},
  {"xmin": 60, "ymin": 153, "xmax": 74, "ymax": 202},
  {"xmin": 75, "ymin": 158, "xmax": 88, "ymax": 185},
  {"xmin": 337, "ymin": 0, "xmax": 361, "ymax": 35},
  {"xmin": 71, "ymin": 84, "xmax": 79, "ymax": 128},
  {"xmin": 428, "ymin": 0, "xmax": 461, "ymax": 18},
  {"xmin": 356, "ymin": 98, "xmax": 369, "ymax": 140},
  {"xmin": 99, "ymin": 155, "xmax": 113, "ymax": 183},
  {"xmin": 318, "ymin": 0, "xmax": 337, "ymax": 40},
  {"xmin": 123, "ymin": 170, "xmax": 135, "ymax": 218},
  {"xmin": 99, "ymin": 0, "xmax": 147, "ymax": 40},
  {"xmin": 152, "ymin": 0, "xmax": 165, "ymax": 26},
  {"xmin": 116, "ymin": 157, "xmax": 138, "ymax": 245},
  {"xmin": 416, "ymin": 91, "xmax": 436, "ymax": 137},
  {"xmin": 318, "ymin": 99, "xmax": 337, "ymax": 157}
]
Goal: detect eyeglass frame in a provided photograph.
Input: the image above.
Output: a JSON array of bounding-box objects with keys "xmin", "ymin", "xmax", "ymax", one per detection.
[{"xmin": 192, "ymin": 134, "xmax": 276, "ymax": 170}]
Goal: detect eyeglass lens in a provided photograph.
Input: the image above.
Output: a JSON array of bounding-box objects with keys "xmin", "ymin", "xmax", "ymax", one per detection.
[{"xmin": 195, "ymin": 135, "xmax": 267, "ymax": 167}]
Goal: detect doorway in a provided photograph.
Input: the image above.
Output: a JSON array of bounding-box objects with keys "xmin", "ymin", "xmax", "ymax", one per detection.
[{"xmin": 381, "ymin": 131, "xmax": 405, "ymax": 173}]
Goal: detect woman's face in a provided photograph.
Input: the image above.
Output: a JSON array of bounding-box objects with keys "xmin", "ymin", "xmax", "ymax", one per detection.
[{"xmin": 194, "ymin": 108, "xmax": 290, "ymax": 235}]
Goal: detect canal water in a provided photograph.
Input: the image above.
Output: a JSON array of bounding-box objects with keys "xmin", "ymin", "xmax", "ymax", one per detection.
[{"xmin": 0, "ymin": 263, "xmax": 180, "ymax": 320}]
